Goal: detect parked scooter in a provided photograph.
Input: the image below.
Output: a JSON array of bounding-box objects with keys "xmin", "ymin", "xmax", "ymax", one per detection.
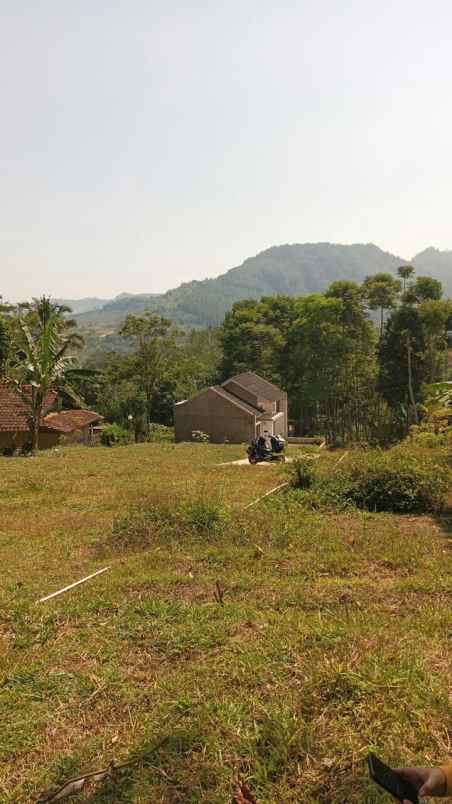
[{"xmin": 247, "ymin": 433, "xmax": 286, "ymax": 464}]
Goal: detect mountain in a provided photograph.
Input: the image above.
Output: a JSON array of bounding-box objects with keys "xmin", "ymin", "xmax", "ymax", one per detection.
[
  {"xmin": 72, "ymin": 242, "xmax": 452, "ymax": 330},
  {"xmin": 412, "ymin": 247, "xmax": 452, "ymax": 290},
  {"xmin": 56, "ymin": 297, "xmax": 109, "ymax": 315}
]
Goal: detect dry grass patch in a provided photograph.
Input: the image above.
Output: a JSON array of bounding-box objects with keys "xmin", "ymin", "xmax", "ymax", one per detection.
[{"xmin": 0, "ymin": 443, "xmax": 451, "ymax": 802}]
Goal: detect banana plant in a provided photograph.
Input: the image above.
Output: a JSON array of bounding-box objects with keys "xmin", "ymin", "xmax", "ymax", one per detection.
[{"xmin": 5, "ymin": 298, "xmax": 92, "ymax": 452}]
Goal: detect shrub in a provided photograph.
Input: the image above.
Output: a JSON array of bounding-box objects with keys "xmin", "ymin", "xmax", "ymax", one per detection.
[
  {"xmin": 191, "ymin": 430, "xmax": 210, "ymax": 443},
  {"xmin": 101, "ymin": 423, "xmax": 131, "ymax": 447},
  {"xmin": 338, "ymin": 451, "xmax": 450, "ymax": 513},
  {"xmin": 147, "ymin": 423, "xmax": 174, "ymax": 443},
  {"xmin": 291, "ymin": 448, "xmax": 450, "ymax": 514},
  {"xmin": 182, "ymin": 499, "xmax": 230, "ymax": 535},
  {"xmin": 109, "ymin": 504, "xmax": 173, "ymax": 550},
  {"xmin": 289, "ymin": 457, "xmax": 316, "ymax": 489}
]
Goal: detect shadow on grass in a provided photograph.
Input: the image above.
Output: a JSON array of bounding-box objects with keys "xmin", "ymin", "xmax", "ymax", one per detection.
[
  {"xmin": 434, "ymin": 499, "xmax": 452, "ymax": 541},
  {"xmin": 46, "ymin": 729, "xmax": 205, "ymax": 804}
]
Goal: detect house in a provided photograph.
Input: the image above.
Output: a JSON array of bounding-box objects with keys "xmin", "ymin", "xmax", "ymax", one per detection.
[
  {"xmin": 0, "ymin": 382, "xmax": 103, "ymax": 451},
  {"xmin": 43, "ymin": 409, "xmax": 105, "ymax": 445},
  {"xmin": 174, "ymin": 371, "xmax": 288, "ymax": 443}
]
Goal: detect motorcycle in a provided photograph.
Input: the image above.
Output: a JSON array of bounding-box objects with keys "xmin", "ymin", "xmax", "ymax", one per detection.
[{"xmin": 247, "ymin": 434, "xmax": 286, "ymax": 464}]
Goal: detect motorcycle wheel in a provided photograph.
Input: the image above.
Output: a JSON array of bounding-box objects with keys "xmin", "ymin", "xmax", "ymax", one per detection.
[{"xmin": 248, "ymin": 454, "xmax": 258, "ymax": 464}]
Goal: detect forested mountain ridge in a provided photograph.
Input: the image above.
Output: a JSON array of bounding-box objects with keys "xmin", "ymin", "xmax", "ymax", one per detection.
[{"xmin": 73, "ymin": 243, "xmax": 452, "ymax": 329}]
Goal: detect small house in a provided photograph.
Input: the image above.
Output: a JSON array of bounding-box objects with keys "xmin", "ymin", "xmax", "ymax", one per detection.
[
  {"xmin": 0, "ymin": 382, "xmax": 103, "ymax": 452},
  {"xmin": 174, "ymin": 371, "xmax": 288, "ymax": 443}
]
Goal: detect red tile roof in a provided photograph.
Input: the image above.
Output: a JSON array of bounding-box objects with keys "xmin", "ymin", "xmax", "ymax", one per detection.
[
  {"xmin": 43, "ymin": 410, "xmax": 103, "ymax": 433},
  {"xmin": 0, "ymin": 382, "xmax": 102, "ymax": 435},
  {"xmin": 0, "ymin": 382, "xmax": 58, "ymax": 433}
]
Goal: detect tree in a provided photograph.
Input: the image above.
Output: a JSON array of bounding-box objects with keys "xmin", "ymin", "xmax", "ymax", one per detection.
[
  {"xmin": 419, "ymin": 299, "xmax": 451, "ymax": 382},
  {"xmin": 403, "ymin": 276, "xmax": 443, "ymax": 304},
  {"xmin": 220, "ymin": 297, "xmax": 297, "ymax": 383},
  {"xmin": 285, "ymin": 294, "xmax": 378, "ymax": 443},
  {"xmin": 5, "ymin": 297, "xmax": 88, "ymax": 452},
  {"xmin": 0, "ymin": 316, "xmax": 10, "ymax": 373},
  {"xmin": 397, "ymin": 265, "xmax": 415, "ymax": 291},
  {"xmin": 378, "ymin": 305, "xmax": 426, "ymax": 431},
  {"xmin": 325, "ymin": 280, "xmax": 367, "ymax": 329},
  {"xmin": 119, "ymin": 313, "xmax": 176, "ymax": 424},
  {"xmin": 363, "ymin": 273, "xmax": 402, "ymax": 336}
]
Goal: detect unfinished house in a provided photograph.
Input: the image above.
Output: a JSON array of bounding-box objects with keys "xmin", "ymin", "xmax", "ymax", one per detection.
[{"xmin": 174, "ymin": 371, "xmax": 288, "ymax": 443}]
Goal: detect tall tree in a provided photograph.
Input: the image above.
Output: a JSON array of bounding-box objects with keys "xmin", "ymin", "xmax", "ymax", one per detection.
[
  {"xmin": 119, "ymin": 312, "xmax": 176, "ymax": 424},
  {"xmin": 363, "ymin": 273, "xmax": 402, "ymax": 336},
  {"xmin": 285, "ymin": 294, "xmax": 377, "ymax": 443},
  {"xmin": 419, "ymin": 299, "xmax": 452, "ymax": 382},
  {"xmin": 378, "ymin": 305, "xmax": 426, "ymax": 430},
  {"xmin": 403, "ymin": 276, "xmax": 443, "ymax": 304},
  {"xmin": 220, "ymin": 297, "xmax": 296, "ymax": 383},
  {"xmin": 397, "ymin": 265, "xmax": 415, "ymax": 291}
]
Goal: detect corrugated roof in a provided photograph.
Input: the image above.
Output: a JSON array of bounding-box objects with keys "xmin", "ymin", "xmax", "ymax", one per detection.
[
  {"xmin": 223, "ymin": 372, "xmax": 283, "ymax": 402},
  {"xmin": 0, "ymin": 382, "xmax": 58, "ymax": 433}
]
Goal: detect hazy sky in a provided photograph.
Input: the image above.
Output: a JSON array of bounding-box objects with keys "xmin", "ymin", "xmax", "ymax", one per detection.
[{"xmin": 2, "ymin": 1, "xmax": 452, "ymax": 301}]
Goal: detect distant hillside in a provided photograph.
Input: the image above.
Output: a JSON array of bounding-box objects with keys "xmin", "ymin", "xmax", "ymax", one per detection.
[
  {"xmin": 56, "ymin": 297, "xmax": 109, "ymax": 315},
  {"xmin": 412, "ymin": 247, "xmax": 452, "ymax": 290},
  {"xmin": 73, "ymin": 243, "xmax": 452, "ymax": 330},
  {"xmin": 73, "ymin": 243, "xmax": 403, "ymax": 328}
]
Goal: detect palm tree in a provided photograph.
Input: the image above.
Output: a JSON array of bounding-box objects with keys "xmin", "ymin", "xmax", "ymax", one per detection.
[{"xmin": 6, "ymin": 297, "xmax": 90, "ymax": 452}]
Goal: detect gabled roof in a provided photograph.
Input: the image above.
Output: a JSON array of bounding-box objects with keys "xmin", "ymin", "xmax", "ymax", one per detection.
[
  {"xmin": 43, "ymin": 409, "xmax": 104, "ymax": 433},
  {"xmin": 0, "ymin": 382, "xmax": 58, "ymax": 433},
  {"xmin": 211, "ymin": 386, "xmax": 260, "ymax": 417},
  {"xmin": 223, "ymin": 372, "xmax": 284, "ymax": 402}
]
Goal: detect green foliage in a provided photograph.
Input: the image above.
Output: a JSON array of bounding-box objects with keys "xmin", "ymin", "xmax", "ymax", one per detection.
[
  {"xmin": 109, "ymin": 497, "xmax": 230, "ymax": 551},
  {"xmin": 100, "ymin": 423, "xmax": 132, "ymax": 447},
  {"xmin": 91, "ymin": 327, "xmax": 221, "ymax": 429},
  {"xmin": 147, "ymin": 423, "xmax": 174, "ymax": 442},
  {"xmin": 72, "ymin": 243, "xmax": 439, "ymax": 329},
  {"xmin": 403, "ymin": 276, "xmax": 443, "ymax": 304},
  {"xmin": 182, "ymin": 499, "xmax": 230, "ymax": 535},
  {"xmin": 378, "ymin": 305, "xmax": 426, "ymax": 411},
  {"xmin": 0, "ymin": 315, "xmax": 10, "ymax": 371},
  {"xmin": 362, "ymin": 272, "xmax": 401, "ymax": 334},
  {"xmin": 397, "ymin": 264, "xmax": 415, "ymax": 290},
  {"xmin": 4, "ymin": 296, "xmax": 90, "ymax": 451},
  {"xmin": 292, "ymin": 448, "xmax": 450, "ymax": 514},
  {"xmin": 289, "ymin": 457, "xmax": 316, "ymax": 489}
]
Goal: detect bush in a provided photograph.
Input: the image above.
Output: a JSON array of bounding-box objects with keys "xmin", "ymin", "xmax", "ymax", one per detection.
[
  {"xmin": 338, "ymin": 451, "xmax": 450, "ymax": 513},
  {"xmin": 147, "ymin": 423, "xmax": 174, "ymax": 443},
  {"xmin": 289, "ymin": 457, "xmax": 316, "ymax": 489},
  {"xmin": 109, "ymin": 504, "xmax": 173, "ymax": 550},
  {"xmin": 183, "ymin": 499, "xmax": 230, "ymax": 535},
  {"xmin": 191, "ymin": 430, "xmax": 210, "ymax": 443},
  {"xmin": 290, "ymin": 448, "xmax": 450, "ymax": 514},
  {"xmin": 105, "ymin": 497, "xmax": 231, "ymax": 553},
  {"xmin": 101, "ymin": 424, "xmax": 131, "ymax": 447}
]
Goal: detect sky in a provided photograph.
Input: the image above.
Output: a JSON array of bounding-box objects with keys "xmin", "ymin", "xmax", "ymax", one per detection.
[{"xmin": 1, "ymin": 0, "xmax": 452, "ymax": 302}]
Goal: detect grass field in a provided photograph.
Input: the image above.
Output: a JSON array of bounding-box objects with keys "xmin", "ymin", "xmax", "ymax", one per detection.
[{"xmin": 0, "ymin": 443, "xmax": 451, "ymax": 803}]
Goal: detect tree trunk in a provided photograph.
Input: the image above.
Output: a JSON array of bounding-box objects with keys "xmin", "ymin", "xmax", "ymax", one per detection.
[
  {"xmin": 30, "ymin": 412, "xmax": 40, "ymax": 453},
  {"xmin": 406, "ymin": 335, "xmax": 418, "ymax": 425}
]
